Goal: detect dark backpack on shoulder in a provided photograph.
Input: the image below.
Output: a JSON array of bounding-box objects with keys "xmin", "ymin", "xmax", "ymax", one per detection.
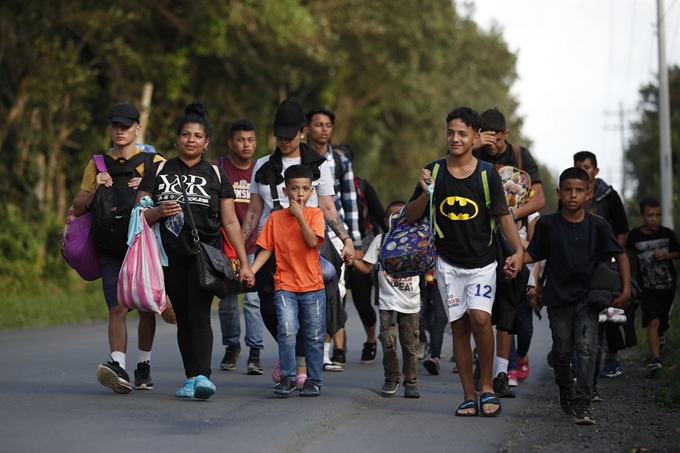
[{"xmin": 91, "ymin": 153, "xmax": 155, "ymax": 258}]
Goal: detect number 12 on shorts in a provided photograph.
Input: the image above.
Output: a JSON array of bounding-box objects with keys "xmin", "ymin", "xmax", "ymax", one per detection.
[{"xmin": 474, "ymin": 284, "xmax": 492, "ymax": 298}]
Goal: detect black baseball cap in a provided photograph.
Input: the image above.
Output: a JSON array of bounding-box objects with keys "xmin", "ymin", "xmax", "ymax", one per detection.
[
  {"xmin": 273, "ymin": 98, "xmax": 305, "ymax": 139},
  {"xmin": 108, "ymin": 102, "xmax": 140, "ymax": 127}
]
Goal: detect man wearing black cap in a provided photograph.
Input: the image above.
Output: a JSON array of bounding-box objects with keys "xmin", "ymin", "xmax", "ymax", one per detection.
[
  {"xmin": 73, "ymin": 102, "xmax": 164, "ymax": 394},
  {"xmin": 243, "ymin": 98, "xmax": 354, "ymax": 389}
]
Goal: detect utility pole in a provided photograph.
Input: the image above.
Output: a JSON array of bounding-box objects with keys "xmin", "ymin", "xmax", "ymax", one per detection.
[
  {"xmin": 618, "ymin": 103, "xmax": 627, "ymax": 203},
  {"xmin": 604, "ymin": 104, "xmax": 635, "ymax": 203},
  {"xmin": 657, "ymin": 0, "xmax": 675, "ymax": 229}
]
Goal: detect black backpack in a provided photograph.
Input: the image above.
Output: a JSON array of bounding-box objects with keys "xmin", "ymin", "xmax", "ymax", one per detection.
[{"xmin": 90, "ymin": 153, "xmax": 155, "ymax": 258}]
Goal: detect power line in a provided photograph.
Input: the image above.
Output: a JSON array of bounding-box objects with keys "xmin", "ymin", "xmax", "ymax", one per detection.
[
  {"xmin": 625, "ymin": 0, "xmax": 637, "ymax": 96},
  {"xmin": 605, "ymin": 0, "xmax": 616, "ymax": 110}
]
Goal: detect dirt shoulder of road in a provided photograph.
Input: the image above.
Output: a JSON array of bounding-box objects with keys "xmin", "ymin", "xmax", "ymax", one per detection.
[{"xmin": 499, "ymin": 349, "xmax": 680, "ymax": 453}]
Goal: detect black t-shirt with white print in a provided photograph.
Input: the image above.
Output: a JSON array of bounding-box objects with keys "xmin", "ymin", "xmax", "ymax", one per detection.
[
  {"xmin": 626, "ymin": 226, "xmax": 679, "ymax": 291},
  {"xmin": 139, "ymin": 157, "xmax": 236, "ymax": 256},
  {"xmin": 409, "ymin": 159, "xmax": 509, "ymax": 269}
]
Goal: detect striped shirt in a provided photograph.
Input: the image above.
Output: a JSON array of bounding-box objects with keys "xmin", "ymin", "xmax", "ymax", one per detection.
[{"xmin": 323, "ymin": 144, "xmax": 362, "ymax": 250}]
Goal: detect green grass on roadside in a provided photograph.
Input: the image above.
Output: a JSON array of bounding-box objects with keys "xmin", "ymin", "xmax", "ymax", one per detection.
[
  {"xmin": 632, "ymin": 295, "xmax": 680, "ymax": 407},
  {"xmin": 652, "ymin": 305, "xmax": 680, "ymax": 406},
  {"xmin": 0, "ymin": 283, "xmax": 109, "ymax": 330}
]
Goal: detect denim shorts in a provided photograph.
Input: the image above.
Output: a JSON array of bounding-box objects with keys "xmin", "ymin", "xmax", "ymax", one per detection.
[{"xmin": 100, "ymin": 254, "xmax": 123, "ymax": 309}]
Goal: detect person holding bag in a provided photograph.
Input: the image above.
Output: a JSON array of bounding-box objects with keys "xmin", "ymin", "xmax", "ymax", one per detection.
[
  {"xmin": 137, "ymin": 102, "xmax": 253, "ymax": 400},
  {"xmin": 72, "ymin": 102, "xmax": 164, "ymax": 394}
]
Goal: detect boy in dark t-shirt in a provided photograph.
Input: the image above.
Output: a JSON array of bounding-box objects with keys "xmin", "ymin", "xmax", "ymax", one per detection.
[
  {"xmin": 572, "ymin": 151, "xmax": 630, "ymax": 378},
  {"xmin": 212, "ymin": 119, "xmax": 265, "ymax": 375},
  {"xmin": 404, "ymin": 106, "xmax": 524, "ymax": 417},
  {"xmin": 525, "ymin": 167, "xmax": 631, "ymax": 425},
  {"xmin": 474, "ymin": 107, "xmax": 546, "ymax": 397},
  {"xmin": 626, "ymin": 197, "xmax": 679, "ymax": 369}
]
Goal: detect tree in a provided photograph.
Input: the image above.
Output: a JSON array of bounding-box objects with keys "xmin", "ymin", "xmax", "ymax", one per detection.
[
  {"xmin": 0, "ymin": 0, "xmax": 526, "ymax": 295},
  {"xmin": 626, "ymin": 65, "xmax": 680, "ymax": 228}
]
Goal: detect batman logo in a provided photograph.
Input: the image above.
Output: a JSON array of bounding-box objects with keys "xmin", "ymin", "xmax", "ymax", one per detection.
[{"xmin": 439, "ymin": 197, "xmax": 478, "ymax": 220}]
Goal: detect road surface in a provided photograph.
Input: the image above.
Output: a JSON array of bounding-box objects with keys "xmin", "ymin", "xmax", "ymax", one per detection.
[{"xmin": 0, "ymin": 296, "xmax": 554, "ymax": 453}]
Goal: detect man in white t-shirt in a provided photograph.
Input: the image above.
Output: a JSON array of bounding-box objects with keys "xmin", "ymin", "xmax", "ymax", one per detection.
[
  {"xmin": 352, "ymin": 201, "xmax": 422, "ymax": 399},
  {"xmin": 242, "ymin": 98, "xmax": 354, "ymax": 387}
]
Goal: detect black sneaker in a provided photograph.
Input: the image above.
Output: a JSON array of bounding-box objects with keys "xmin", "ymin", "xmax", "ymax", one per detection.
[
  {"xmin": 331, "ymin": 348, "xmax": 346, "ymax": 366},
  {"xmin": 273, "ymin": 377, "xmax": 296, "ymax": 396},
  {"xmin": 220, "ymin": 345, "xmax": 242, "ymax": 371},
  {"xmin": 246, "ymin": 356, "xmax": 264, "ymax": 375},
  {"xmin": 361, "ymin": 342, "xmax": 377, "ymax": 364},
  {"xmin": 423, "ymin": 357, "xmax": 440, "ymax": 375},
  {"xmin": 96, "ymin": 360, "xmax": 132, "ymax": 394},
  {"xmin": 404, "ymin": 385, "xmax": 421, "ymax": 398},
  {"xmin": 381, "ymin": 381, "xmax": 399, "ymax": 396},
  {"xmin": 493, "ymin": 372, "xmax": 516, "ymax": 398},
  {"xmin": 559, "ymin": 385, "xmax": 574, "ymax": 415},
  {"xmin": 591, "ymin": 387, "xmax": 603, "ymax": 403},
  {"xmin": 647, "ymin": 358, "xmax": 663, "ymax": 370},
  {"xmin": 573, "ymin": 401, "xmax": 596, "ymax": 425},
  {"xmin": 299, "ymin": 380, "xmax": 321, "ymax": 397},
  {"xmin": 133, "ymin": 361, "xmax": 153, "ymax": 390}
]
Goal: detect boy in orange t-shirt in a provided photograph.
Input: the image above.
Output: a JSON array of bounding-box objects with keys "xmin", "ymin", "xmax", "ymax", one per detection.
[{"xmin": 251, "ymin": 164, "xmax": 327, "ymax": 397}]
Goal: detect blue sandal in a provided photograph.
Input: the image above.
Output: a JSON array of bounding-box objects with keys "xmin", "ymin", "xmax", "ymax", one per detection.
[
  {"xmin": 480, "ymin": 392, "xmax": 502, "ymax": 417},
  {"xmin": 455, "ymin": 399, "xmax": 479, "ymax": 417}
]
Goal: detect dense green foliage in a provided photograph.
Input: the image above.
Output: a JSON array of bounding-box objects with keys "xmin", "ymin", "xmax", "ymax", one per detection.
[
  {"xmin": 1, "ymin": 0, "xmax": 525, "ymax": 297},
  {"xmin": 626, "ymin": 66, "xmax": 680, "ymax": 228}
]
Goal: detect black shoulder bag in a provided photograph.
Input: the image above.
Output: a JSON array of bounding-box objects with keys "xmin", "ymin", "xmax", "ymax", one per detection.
[{"xmin": 175, "ymin": 159, "xmax": 236, "ymax": 298}]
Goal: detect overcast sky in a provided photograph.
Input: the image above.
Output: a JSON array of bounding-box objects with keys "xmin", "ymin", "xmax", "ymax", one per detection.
[{"xmin": 471, "ymin": 0, "xmax": 680, "ymax": 193}]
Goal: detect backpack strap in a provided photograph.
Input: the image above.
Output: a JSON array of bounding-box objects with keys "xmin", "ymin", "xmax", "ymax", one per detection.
[
  {"xmin": 432, "ymin": 160, "xmax": 444, "ymax": 239},
  {"xmin": 332, "ymin": 149, "xmax": 344, "ymax": 185},
  {"xmin": 211, "ymin": 164, "xmax": 222, "ymax": 183},
  {"xmin": 155, "ymin": 160, "xmax": 166, "ymax": 177},
  {"xmin": 92, "ymin": 154, "xmax": 107, "ymax": 173},
  {"xmin": 476, "ymin": 160, "xmax": 495, "ymax": 245},
  {"xmin": 125, "ymin": 152, "xmax": 152, "ymax": 176},
  {"xmin": 512, "ymin": 144, "xmax": 523, "ymax": 169}
]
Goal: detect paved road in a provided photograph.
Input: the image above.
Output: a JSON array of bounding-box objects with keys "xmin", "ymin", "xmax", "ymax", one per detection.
[{"xmin": 0, "ymin": 297, "xmax": 553, "ymax": 453}]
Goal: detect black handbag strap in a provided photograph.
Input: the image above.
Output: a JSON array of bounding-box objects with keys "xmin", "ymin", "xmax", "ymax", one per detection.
[
  {"xmin": 174, "ymin": 158, "xmax": 201, "ymax": 245},
  {"xmin": 269, "ymin": 168, "xmax": 282, "ymax": 211}
]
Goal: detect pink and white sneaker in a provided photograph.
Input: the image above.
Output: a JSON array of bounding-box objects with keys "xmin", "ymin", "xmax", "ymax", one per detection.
[
  {"xmin": 295, "ymin": 373, "xmax": 307, "ymax": 390},
  {"xmin": 507, "ymin": 370, "xmax": 519, "ymax": 387},
  {"xmin": 517, "ymin": 356, "xmax": 530, "ymax": 381}
]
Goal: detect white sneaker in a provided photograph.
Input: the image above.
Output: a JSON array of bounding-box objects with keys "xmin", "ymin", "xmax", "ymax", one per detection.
[{"xmin": 416, "ymin": 341, "xmax": 428, "ymax": 360}]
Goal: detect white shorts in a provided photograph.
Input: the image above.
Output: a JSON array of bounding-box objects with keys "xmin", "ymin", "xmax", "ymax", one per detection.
[{"xmin": 435, "ymin": 259, "xmax": 497, "ymax": 323}]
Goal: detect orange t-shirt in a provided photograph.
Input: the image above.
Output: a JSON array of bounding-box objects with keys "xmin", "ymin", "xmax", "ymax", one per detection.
[{"xmin": 257, "ymin": 207, "xmax": 325, "ymax": 292}]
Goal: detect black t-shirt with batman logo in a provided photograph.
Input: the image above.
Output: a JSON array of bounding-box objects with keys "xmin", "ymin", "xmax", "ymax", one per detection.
[{"xmin": 410, "ymin": 159, "xmax": 509, "ymax": 269}]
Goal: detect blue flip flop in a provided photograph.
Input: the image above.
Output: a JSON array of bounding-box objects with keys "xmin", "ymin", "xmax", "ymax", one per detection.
[
  {"xmin": 455, "ymin": 399, "xmax": 479, "ymax": 417},
  {"xmin": 480, "ymin": 392, "xmax": 502, "ymax": 417}
]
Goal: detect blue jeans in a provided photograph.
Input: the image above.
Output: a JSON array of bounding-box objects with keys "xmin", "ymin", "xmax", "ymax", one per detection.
[
  {"xmin": 218, "ymin": 254, "xmax": 264, "ymax": 350},
  {"xmin": 547, "ymin": 298, "xmax": 599, "ymax": 404},
  {"xmin": 275, "ymin": 289, "xmax": 326, "ymax": 384}
]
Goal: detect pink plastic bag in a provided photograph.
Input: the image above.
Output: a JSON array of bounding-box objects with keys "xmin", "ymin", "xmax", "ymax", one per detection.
[
  {"xmin": 60, "ymin": 205, "xmax": 101, "ymax": 281},
  {"xmin": 117, "ymin": 209, "xmax": 166, "ymax": 314}
]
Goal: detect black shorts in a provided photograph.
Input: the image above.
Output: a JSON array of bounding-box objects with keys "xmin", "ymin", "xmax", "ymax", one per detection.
[{"xmin": 641, "ymin": 287, "xmax": 675, "ymax": 333}]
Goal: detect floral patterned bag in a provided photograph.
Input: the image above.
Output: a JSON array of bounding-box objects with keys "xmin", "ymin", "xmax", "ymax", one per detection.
[{"xmin": 378, "ymin": 183, "xmax": 435, "ymax": 278}]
